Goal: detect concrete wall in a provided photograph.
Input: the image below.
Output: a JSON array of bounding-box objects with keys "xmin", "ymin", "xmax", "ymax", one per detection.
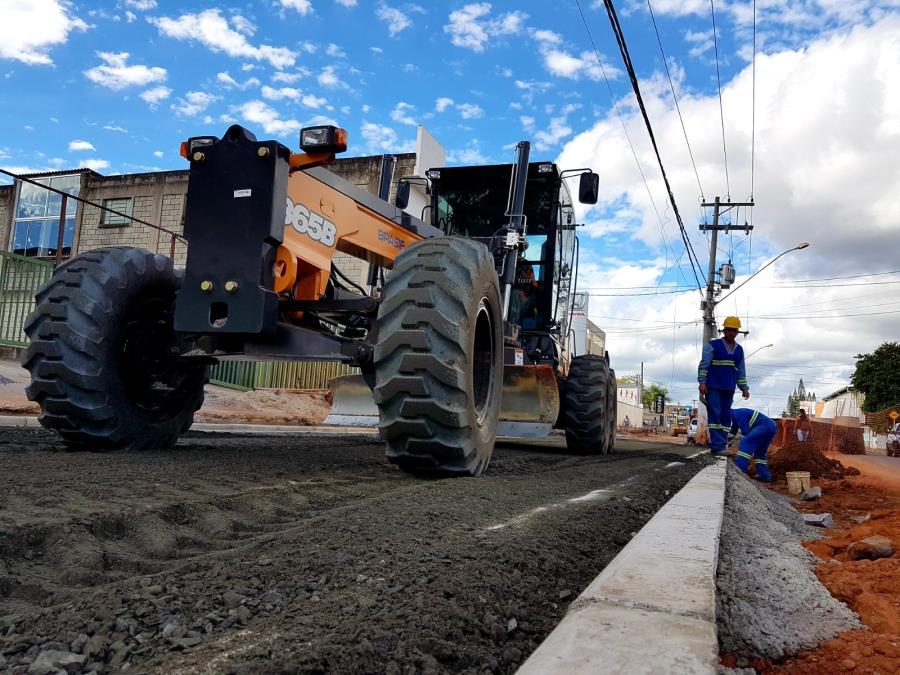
[
  {"xmin": 819, "ymin": 390, "xmax": 866, "ymax": 423},
  {"xmin": 617, "ymin": 400, "xmax": 643, "ymax": 428},
  {"xmin": 78, "ymin": 170, "xmax": 190, "ymax": 266}
]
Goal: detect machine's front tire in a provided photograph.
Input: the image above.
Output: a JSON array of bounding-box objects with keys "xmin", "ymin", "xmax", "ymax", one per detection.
[
  {"xmin": 374, "ymin": 237, "xmax": 503, "ymax": 477},
  {"xmin": 562, "ymin": 354, "xmax": 611, "ymax": 454},
  {"xmin": 22, "ymin": 247, "xmax": 206, "ymax": 451}
]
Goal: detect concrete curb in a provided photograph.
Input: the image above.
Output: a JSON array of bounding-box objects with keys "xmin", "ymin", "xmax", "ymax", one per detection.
[
  {"xmin": 517, "ymin": 458, "xmax": 727, "ymax": 675},
  {"xmin": 0, "ymin": 416, "xmax": 376, "ymax": 435}
]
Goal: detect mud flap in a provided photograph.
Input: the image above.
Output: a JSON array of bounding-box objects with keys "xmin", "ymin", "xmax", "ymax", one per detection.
[{"xmin": 324, "ymin": 366, "xmax": 559, "ymax": 439}]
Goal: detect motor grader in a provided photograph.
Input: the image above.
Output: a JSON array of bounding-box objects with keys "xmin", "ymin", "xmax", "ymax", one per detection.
[{"xmin": 22, "ymin": 124, "xmax": 617, "ymax": 477}]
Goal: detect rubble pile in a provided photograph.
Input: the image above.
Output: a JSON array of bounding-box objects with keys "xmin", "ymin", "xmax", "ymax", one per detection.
[{"xmin": 768, "ymin": 441, "xmax": 861, "ymax": 482}]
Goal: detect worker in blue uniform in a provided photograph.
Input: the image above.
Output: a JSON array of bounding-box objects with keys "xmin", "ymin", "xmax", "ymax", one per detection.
[
  {"xmin": 698, "ymin": 316, "xmax": 750, "ymax": 455},
  {"xmin": 729, "ymin": 407, "xmax": 775, "ymax": 481}
]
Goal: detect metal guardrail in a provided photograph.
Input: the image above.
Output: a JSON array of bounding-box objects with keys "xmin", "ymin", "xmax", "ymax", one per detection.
[
  {"xmin": 0, "ymin": 251, "xmax": 52, "ymax": 348},
  {"xmin": 209, "ymin": 360, "xmax": 359, "ymax": 391}
]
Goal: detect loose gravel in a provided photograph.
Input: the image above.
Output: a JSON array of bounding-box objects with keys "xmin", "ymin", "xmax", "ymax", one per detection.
[
  {"xmin": 0, "ymin": 428, "xmax": 705, "ymax": 674},
  {"xmin": 716, "ymin": 463, "xmax": 861, "ymax": 662}
]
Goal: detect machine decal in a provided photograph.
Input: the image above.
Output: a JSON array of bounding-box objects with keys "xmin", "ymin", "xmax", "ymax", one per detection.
[
  {"xmin": 286, "ymin": 197, "xmax": 337, "ymax": 247},
  {"xmin": 378, "ymin": 229, "xmax": 406, "ymax": 250}
]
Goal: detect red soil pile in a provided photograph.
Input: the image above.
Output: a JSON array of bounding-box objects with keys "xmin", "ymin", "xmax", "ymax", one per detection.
[
  {"xmin": 767, "ymin": 441, "xmax": 861, "ymax": 482},
  {"xmin": 763, "ymin": 471, "xmax": 900, "ymax": 673}
]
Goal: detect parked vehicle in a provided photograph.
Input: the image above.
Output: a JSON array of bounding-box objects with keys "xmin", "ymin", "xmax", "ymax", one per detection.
[
  {"xmin": 888, "ymin": 422, "xmax": 900, "ymax": 457},
  {"xmin": 687, "ymin": 418, "xmax": 699, "ymax": 445}
]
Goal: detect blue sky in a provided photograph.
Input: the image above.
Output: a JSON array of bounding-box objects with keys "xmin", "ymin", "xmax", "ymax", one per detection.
[{"xmin": 3, "ymin": 1, "xmax": 900, "ymax": 417}]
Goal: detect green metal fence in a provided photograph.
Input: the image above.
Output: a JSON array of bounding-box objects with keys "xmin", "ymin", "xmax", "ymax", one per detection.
[
  {"xmin": 0, "ymin": 251, "xmax": 53, "ymax": 348},
  {"xmin": 209, "ymin": 360, "xmax": 359, "ymax": 391}
]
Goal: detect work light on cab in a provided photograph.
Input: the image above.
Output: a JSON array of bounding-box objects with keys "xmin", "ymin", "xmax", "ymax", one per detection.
[{"xmin": 300, "ymin": 126, "xmax": 347, "ymax": 154}]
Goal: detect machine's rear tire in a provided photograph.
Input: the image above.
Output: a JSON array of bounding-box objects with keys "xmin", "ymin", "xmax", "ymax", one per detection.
[
  {"xmin": 562, "ymin": 354, "xmax": 611, "ymax": 454},
  {"xmin": 606, "ymin": 367, "xmax": 617, "ymax": 452},
  {"xmin": 21, "ymin": 247, "xmax": 206, "ymax": 451},
  {"xmin": 374, "ymin": 237, "xmax": 503, "ymax": 477}
]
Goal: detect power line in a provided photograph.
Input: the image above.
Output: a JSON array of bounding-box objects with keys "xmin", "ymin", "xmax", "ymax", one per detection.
[
  {"xmin": 774, "ymin": 269, "xmax": 900, "ymax": 283},
  {"xmin": 767, "ymin": 280, "xmax": 900, "ymax": 288},
  {"xmin": 710, "ymin": 0, "xmax": 730, "ymax": 199},
  {"xmin": 595, "ymin": 0, "xmax": 707, "ymax": 292},
  {"xmin": 571, "ymin": 0, "xmax": 685, "ymax": 291},
  {"xmin": 646, "ymin": 0, "xmax": 704, "ymax": 199},
  {"xmin": 752, "ymin": 309, "xmax": 900, "ymax": 320},
  {"xmin": 750, "ymin": 0, "xmax": 757, "ymax": 200}
]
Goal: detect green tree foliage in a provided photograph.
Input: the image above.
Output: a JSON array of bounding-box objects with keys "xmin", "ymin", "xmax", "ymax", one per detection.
[
  {"xmin": 786, "ymin": 391, "xmax": 800, "ymax": 417},
  {"xmin": 642, "ymin": 383, "xmax": 668, "ymax": 410},
  {"xmin": 796, "ymin": 378, "xmax": 807, "ymax": 402},
  {"xmin": 851, "ymin": 341, "xmax": 900, "ymax": 413},
  {"xmin": 616, "ymin": 374, "xmax": 640, "ymax": 385}
]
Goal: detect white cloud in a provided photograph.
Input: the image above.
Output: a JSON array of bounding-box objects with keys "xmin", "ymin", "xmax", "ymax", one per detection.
[
  {"xmin": 102, "ymin": 124, "xmax": 128, "ymax": 133},
  {"xmin": 68, "ymin": 140, "xmax": 95, "ymax": 152},
  {"xmin": 336, "ymin": 0, "xmax": 358, "ymax": 6},
  {"xmin": 152, "ymin": 9, "xmax": 296, "ymax": 69},
  {"xmin": 533, "ymin": 29, "xmax": 619, "ymax": 82},
  {"xmin": 124, "ymin": 0, "xmax": 157, "ymax": 9},
  {"xmin": 360, "ymin": 121, "xmax": 415, "ymax": 153},
  {"xmin": 555, "ymin": 15, "xmax": 900, "ymax": 415},
  {"xmin": 435, "ymin": 97, "xmax": 454, "ymax": 113},
  {"xmin": 447, "ymin": 144, "xmax": 488, "ymax": 164},
  {"xmin": 125, "ymin": 11, "xmax": 137, "ymax": 23},
  {"xmin": 233, "ymin": 100, "xmax": 301, "ymax": 136},
  {"xmin": 370, "ymin": 46, "xmax": 383, "ymax": 54},
  {"xmin": 0, "ymin": 0, "xmax": 88, "ymax": 66},
  {"xmin": 139, "ymin": 85, "xmax": 172, "ymax": 106},
  {"xmin": 390, "ymin": 101, "xmax": 418, "ymax": 126},
  {"xmin": 78, "ymin": 158, "xmax": 110, "ymax": 172},
  {"xmin": 318, "ymin": 65, "xmax": 345, "ymax": 88},
  {"xmin": 272, "ymin": 71, "xmax": 303, "ymax": 84},
  {"xmin": 302, "ymin": 94, "xmax": 327, "ymax": 108},
  {"xmin": 84, "ymin": 52, "xmax": 166, "ymax": 90},
  {"xmin": 173, "ymin": 91, "xmax": 219, "ymax": 117},
  {"xmin": 326, "ymin": 43, "xmax": 346, "ymax": 58},
  {"xmin": 444, "ymin": 3, "xmax": 527, "ymax": 53},
  {"xmin": 376, "ymin": 3, "xmax": 413, "ymax": 37},
  {"xmin": 231, "ymin": 15, "xmax": 256, "ymax": 36},
  {"xmin": 152, "ymin": 150, "xmax": 164, "ymax": 158},
  {"xmin": 278, "ymin": 0, "xmax": 312, "ymax": 15},
  {"xmin": 456, "ymin": 102, "xmax": 484, "ymax": 119},
  {"xmin": 262, "ymin": 85, "xmax": 301, "ymax": 101}
]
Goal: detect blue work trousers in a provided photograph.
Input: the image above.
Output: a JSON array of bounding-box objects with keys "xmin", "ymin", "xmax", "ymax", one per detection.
[
  {"xmin": 706, "ymin": 388, "xmax": 735, "ymax": 453},
  {"xmin": 734, "ymin": 420, "xmax": 776, "ymax": 481}
]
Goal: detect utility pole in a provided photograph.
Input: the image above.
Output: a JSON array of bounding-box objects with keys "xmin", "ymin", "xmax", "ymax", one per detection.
[{"xmin": 699, "ymin": 197, "xmax": 754, "ymax": 344}]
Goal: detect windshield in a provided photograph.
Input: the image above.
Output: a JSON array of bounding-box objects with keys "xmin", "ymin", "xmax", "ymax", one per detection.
[{"xmin": 432, "ymin": 165, "xmax": 556, "ymax": 238}]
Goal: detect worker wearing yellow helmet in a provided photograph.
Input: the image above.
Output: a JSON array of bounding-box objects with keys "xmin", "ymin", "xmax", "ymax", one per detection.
[{"xmin": 697, "ymin": 316, "xmax": 750, "ymax": 455}]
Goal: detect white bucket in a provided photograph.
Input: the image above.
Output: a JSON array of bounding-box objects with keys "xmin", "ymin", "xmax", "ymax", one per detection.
[{"xmin": 786, "ymin": 471, "xmax": 811, "ymax": 495}]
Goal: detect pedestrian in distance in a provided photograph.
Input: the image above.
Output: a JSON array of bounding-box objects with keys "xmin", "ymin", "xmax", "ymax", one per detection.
[
  {"xmin": 797, "ymin": 409, "xmax": 812, "ymax": 442},
  {"xmin": 728, "ymin": 408, "xmax": 775, "ymax": 481},
  {"xmin": 623, "ymin": 415, "xmax": 631, "ymax": 430},
  {"xmin": 698, "ymin": 316, "xmax": 750, "ymax": 455}
]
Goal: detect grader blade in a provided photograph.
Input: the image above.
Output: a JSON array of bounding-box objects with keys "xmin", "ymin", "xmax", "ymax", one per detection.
[
  {"xmin": 324, "ymin": 366, "xmax": 559, "ymax": 439},
  {"xmin": 323, "ymin": 374, "xmax": 379, "ymax": 426}
]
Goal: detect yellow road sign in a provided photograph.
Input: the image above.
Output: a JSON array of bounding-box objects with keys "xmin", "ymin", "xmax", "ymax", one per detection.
[{"xmin": 890, "ymin": 410, "xmax": 899, "ymax": 420}]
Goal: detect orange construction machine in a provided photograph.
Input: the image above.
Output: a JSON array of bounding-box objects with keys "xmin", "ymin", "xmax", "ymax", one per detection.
[{"xmin": 22, "ymin": 124, "xmax": 617, "ymax": 477}]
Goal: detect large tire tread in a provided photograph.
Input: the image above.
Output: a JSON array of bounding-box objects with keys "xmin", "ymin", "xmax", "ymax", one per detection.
[
  {"xmin": 563, "ymin": 354, "xmax": 611, "ymax": 454},
  {"xmin": 374, "ymin": 237, "xmax": 502, "ymax": 477},
  {"xmin": 22, "ymin": 246, "xmax": 206, "ymax": 452}
]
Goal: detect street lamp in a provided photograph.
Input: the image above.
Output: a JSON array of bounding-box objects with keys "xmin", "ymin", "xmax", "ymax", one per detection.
[
  {"xmin": 745, "ymin": 343, "xmax": 774, "ymax": 360},
  {"xmin": 716, "ymin": 242, "xmax": 810, "ymax": 305}
]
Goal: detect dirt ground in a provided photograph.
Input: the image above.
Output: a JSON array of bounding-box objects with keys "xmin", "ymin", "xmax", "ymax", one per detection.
[
  {"xmin": 764, "ymin": 453, "xmax": 900, "ymax": 673},
  {"xmin": 0, "ymin": 428, "xmax": 707, "ymax": 673}
]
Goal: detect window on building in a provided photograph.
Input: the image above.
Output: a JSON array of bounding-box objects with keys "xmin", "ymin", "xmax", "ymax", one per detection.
[
  {"xmin": 10, "ymin": 174, "xmax": 80, "ymax": 259},
  {"xmin": 100, "ymin": 197, "xmax": 133, "ymax": 226}
]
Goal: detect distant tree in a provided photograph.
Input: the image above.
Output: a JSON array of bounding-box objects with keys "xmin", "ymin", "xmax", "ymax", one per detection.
[
  {"xmin": 616, "ymin": 374, "xmax": 640, "ymax": 386},
  {"xmin": 796, "ymin": 378, "xmax": 807, "ymax": 401},
  {"xmin": 786, "ymin": 390, "xmax": 800, "ymax": 417},
  {"xmin": 851, "ymin": 341, "xmax": 900, "ymax": 412},
  {"xmin": 642, "ymin": 383, "xmax": 668, "ymax": 410}
]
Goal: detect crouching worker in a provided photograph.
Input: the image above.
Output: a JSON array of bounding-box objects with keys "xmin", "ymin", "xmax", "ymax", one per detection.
[{"xmin": 728, "ymin": 408, "xmax": 776, "ymax": 482}]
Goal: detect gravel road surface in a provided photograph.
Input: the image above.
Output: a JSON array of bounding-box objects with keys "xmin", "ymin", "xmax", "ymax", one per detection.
[{"xmin": 0, "ymin": 429, "xmax": 708, "ymax": 674}]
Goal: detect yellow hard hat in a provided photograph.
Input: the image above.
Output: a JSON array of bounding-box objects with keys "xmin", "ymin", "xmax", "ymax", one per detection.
[{"xmin": 723, "ymin": 316, "xmax": 741, "ymax": 329}]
